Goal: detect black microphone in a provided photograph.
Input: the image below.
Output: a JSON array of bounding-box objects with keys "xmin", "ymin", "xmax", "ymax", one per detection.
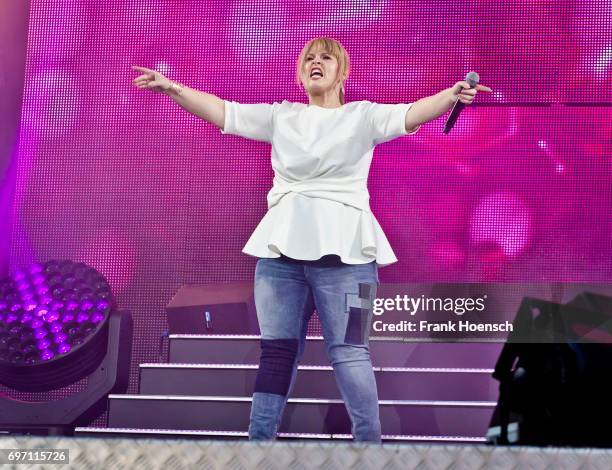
[{"xmin": 443, "ymin": 71, "xmax": 480, "ymax": 134}]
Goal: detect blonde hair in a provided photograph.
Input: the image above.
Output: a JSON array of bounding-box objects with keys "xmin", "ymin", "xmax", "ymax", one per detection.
[{"xmin": 295, "ymin": 37, "xmax": 351, "ymax": 104}]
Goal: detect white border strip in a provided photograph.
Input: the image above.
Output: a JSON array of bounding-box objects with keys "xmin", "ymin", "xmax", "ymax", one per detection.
[
  {"xmin": 74, "ymin": 427, "xmax": 485, "ymax": 442},
  {"xmin": 109, "ymin": 395, "xmax": 496, "ymax": 407},
  {"xmin": 169, "ymin": 334, "xmax": 505, "ymax": 343},
  {"xmin": 139, "ymin": 363, "xmax": 494, "ymax": 374}
]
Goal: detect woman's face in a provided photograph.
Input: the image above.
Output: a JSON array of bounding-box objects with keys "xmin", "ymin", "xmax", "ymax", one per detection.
[{"xmin": 300, "ymin": 48, "xmax": 342, "ymax": 96}]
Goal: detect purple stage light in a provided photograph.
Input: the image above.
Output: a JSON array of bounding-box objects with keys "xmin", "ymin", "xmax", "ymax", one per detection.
[
  {"xmin": 34, "ymin": 306, "xmax": 49, "ymax": 317},
  {"xmin": 91, "ymin": 312, "xmax": 104, "ymax": 324},
  {"xmin": 0, "ymin": 260, "xmax": 115, "ymax": 372},
  {"xmin": 34, "ymin": 328, "xmax": 47, "ymax": 339},
  {"xmin": 61, "ymin": 313, "xmax": 75, "ymax": 323},
  {"xmin": 54, "ymin": 332, "xmax": 67, "ymax": 343},
  {"xmin": 77, "ymin": 312, "xmax": 89, "ymax": 323},
  {"xmin": 43, "ymin": 311, "xmax": 60, "ymax": 323},
  {"xmin": 40, "ymin": 350, "xmax": 54, "ymax": 361},
  {"xmin": 62, "ymin": 312, "xmax": 75, "ymax": 323},
  {"xmin": 96, "ymin": 299, "xmax": 110, "ymax": 311}
]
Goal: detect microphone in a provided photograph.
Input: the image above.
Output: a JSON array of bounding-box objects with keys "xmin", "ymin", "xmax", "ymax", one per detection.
[{"xmin": 443, "ymin": 71, "xmax": 480, "ymax": 134}]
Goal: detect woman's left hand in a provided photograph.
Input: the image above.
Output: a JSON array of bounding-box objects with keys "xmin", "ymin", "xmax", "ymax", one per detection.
[{"xmin": 451, "ymin": 81, "xmax": 493, "ymax": 104}]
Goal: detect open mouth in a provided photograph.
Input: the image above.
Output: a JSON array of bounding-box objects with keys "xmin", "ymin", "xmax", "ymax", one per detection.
[{"xmin": 310, "ymin": 68, "xmax": 323, "ymax": 79}]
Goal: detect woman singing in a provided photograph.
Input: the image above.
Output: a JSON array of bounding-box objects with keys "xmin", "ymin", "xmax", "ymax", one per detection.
[{"xmin": 132, "ymin": 37, "xmax": 491, "ymax": 442}]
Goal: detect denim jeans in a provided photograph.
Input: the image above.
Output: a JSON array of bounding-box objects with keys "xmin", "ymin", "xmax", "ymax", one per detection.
[{"xmin": 248, "ymin": 254, "xmax": 381, "ymax": 442}]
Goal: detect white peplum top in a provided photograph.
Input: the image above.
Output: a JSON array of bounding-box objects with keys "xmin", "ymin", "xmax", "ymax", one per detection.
[{"xmin": 220, "ymin": 99, "xmax": 420, "ymax": 267}]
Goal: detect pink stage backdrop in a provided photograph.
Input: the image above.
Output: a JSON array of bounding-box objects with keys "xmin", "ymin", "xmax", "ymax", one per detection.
[{"xmin": 4, "ymin": 0, "xmax": 612, "ymax": 424}]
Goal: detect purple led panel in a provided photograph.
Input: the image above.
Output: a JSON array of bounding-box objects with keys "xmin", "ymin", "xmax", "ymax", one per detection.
[{"xmin": 5, "ymin": 1, "xmax": 612, "ymax": 426}]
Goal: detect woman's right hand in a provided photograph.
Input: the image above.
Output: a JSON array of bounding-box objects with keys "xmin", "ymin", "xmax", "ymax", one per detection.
[{"xmin": 131, "ymin": 65, "xmax": 172, "ymax": 93}]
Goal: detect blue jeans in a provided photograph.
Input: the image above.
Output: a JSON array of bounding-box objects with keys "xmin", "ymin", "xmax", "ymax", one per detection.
[{"xmin": 248, "ymin": 254, "xmax": 381, "ymax": 442}]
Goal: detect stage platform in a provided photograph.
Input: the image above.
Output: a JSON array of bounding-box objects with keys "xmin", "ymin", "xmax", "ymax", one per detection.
[{"xmin": 0, "ymin": 435, "xmax": 611, "ymax": 470}]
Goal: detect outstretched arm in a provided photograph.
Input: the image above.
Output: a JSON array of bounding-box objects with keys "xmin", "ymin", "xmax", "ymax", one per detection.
[
  {"xmin": 405, "ymin": 81, "xmax": 492, "ymax": 133},
  {"xmin": 132, "ymin": 65, "xmax": 225, "ymax": 130},
  {"xmin": 165, "ymin": 83, "xmax": 225, "ymax": 130}
]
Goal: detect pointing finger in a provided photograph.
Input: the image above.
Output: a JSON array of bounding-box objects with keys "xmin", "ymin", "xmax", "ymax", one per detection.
[
  {"xmin": 131, "ymin": 65, "xmax": 153, "ymax": 74},
  {"xmin": 132, "ymin": 74, "xmax": 150, "ymax": 82},
  {"xmin": 476, "ymin": 84, "xmax": 493, "ymax": 92}
]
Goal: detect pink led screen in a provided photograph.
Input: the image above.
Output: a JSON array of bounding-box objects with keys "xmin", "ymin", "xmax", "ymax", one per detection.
[{"xmin": 4, "ymin": 0, "xmax": 612, "ymax": 416}]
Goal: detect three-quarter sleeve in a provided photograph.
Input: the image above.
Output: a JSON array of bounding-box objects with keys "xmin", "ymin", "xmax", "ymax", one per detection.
[
  {"xmin": 220, "ymin": 100, "xmax": 277, "ymax": 143},
  {"xmin": 366, "ymin": 101, "xmax": 420, "ymax": 146}
]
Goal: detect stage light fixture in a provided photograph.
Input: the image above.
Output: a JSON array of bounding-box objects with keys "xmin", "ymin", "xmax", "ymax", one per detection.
[
  {"xmin": 0, "ymin": 260, "xmax": 114, "ymax": 390},
  {"xmin": 0, "ymin": 260, "xmax": 132, "ymax": 435}
]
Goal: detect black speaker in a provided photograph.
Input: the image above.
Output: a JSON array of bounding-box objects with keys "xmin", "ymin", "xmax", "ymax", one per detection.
[
  {"xmin": 489, "ymin": 293, "xmax": 612, "ymax": 447},
  {"xmin": 166, "ymin": 282, "xmax": 259, "ymax": 335}
]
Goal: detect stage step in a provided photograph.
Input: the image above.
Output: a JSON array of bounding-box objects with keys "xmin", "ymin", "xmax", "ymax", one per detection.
[
  {"xmin": 168, "ymin": 335, "xmax": 504, "ymax": 368},
  {"xmin": 73, "ymin": 426, "xmax": 487, "ymax": 443},
  {"xmin": 107, "ymin": 394, "xmax": 496, "ymax": 437},
  {"xmin": 139, "ymin": 364, "xmax": 497, "ymax": 401}
]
